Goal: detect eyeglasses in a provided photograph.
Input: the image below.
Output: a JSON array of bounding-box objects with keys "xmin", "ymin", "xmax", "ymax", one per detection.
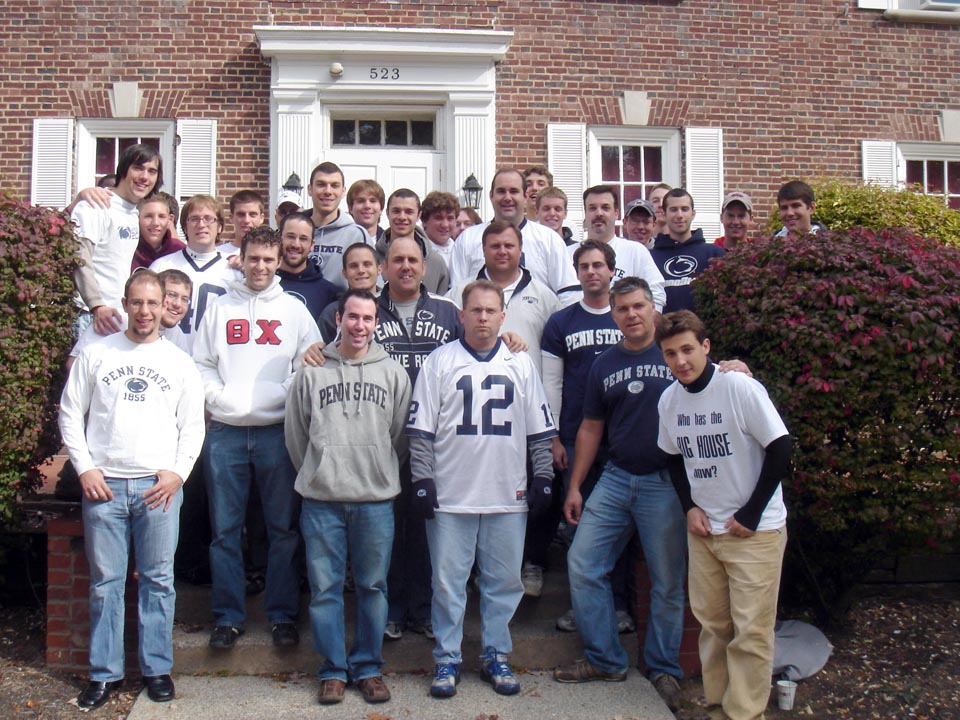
[
  {"xmin": 187, "ymin": 215, "xmax": 218, "ymax": 226},
  {"xmin": 163, "ymin": 291, "xmax": 191, "ymax": 305}
]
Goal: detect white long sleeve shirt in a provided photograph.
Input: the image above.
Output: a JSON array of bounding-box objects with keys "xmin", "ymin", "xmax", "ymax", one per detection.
[{"xmin": 59, "ymin": 332, "xmax": 206, "ymax": 481}]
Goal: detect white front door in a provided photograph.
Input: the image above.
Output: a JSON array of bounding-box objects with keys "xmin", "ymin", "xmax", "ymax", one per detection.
[{"xmin": 326, "ymin": 147, "xmax": 442, "ymax": 204}]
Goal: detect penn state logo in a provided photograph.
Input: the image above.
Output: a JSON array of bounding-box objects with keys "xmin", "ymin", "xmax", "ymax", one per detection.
[
  {"xmin": 126, "ymin": 378, "xmax": 148, "ymax": 394},
  {"xmin": 521, "ymin": 296, "xmax": 538, "ymax": 305},
  {"xmin": 662, "ymin": 255, "xmax": 699, "ymax": 279},
  {"xmin": 417, "ymin": 309, "xmax": 435, "ymax": 321},
  {"xmin": 627, "ymin": 380, "xmax": 645, "ymax": 394},
  {"xmin": 118, "ymin": 227, "xmax": 132, "ymax": 241}
]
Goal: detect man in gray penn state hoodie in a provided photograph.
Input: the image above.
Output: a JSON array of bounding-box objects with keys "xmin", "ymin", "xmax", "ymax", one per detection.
[
  {"xmin": 285, "ymin": 288, "xmax": 412, "ymax": 706},
  {"xmin": 306, "ymin": 161, "xmax": 372, "ymax": 291}
]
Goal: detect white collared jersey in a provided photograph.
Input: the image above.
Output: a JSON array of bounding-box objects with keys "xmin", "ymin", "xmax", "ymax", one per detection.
[
  {"xmin": 149, "ymin": 248, "xmax": 240, "ymax": 351},
  {"xmin": 406, "ymin": 338, "xmax": 557, "ymax": 513}
]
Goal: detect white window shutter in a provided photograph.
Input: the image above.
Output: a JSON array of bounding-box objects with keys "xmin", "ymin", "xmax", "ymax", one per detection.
[
  {"xmin": 175, "ymin": 119, "xmax": 217, "ymax": 201},
  {"xmin": 547, "ymin": 123, "xmax": 586, "ymax": 242},
  {"xmin": 685, "ymin": 127, "xmax": 724, "ymax": 242},
  {"xmin": 862, "ymin": 140, "xmax": 898, "ymax": 186},
  {"xmin": 31, "ymin": 119, "xmax": 74, "ymax": 208}
]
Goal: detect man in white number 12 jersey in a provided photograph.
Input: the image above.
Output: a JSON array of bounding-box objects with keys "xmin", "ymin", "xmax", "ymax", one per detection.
[{"xmin": 406, "ymin": 279, "xmax": 557, "ymax": 699}]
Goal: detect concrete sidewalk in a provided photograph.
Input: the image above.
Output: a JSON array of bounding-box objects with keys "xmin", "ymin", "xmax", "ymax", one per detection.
[{"xmin": 126, "ymin": 671, "xmax": 675, "ymax": 720}]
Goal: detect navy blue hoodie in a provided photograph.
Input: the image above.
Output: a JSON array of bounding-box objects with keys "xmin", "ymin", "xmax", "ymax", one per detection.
[{"xmin": 650, "ymin": 229, "xmax": 725, "ymax": 313}]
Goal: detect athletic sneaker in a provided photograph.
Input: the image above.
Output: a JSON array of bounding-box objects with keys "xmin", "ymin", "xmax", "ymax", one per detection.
[
  {"xmin": 430, "ymin": 662, "xmax": 460, "ymax": 698},
  {"xmin": 480, "ymin": 646, "xmax": 521, "ymax": 695},
  {"xmin": 384, "ymin": 621, "xmax": 403, "ymax": 640},
  {"xmin": 556, "ymin": 609, "xmax": 577, "ymax": 632},
  {"xmin": 616, "ymin": 610, "xmax": 636, "ymax": 634},
  {"xmin": 521, "ymin": 562, "xmax": 544, "ymax": 597}
]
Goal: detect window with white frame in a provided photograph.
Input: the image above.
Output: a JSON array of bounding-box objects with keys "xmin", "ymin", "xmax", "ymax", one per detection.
[
  {"xmin": 547, "ymin": 124, "xmax": 725, "ymax": 241},
  {"xmin": 863, "ymin": 140, "xmax": 960, "ymax": 209},
  {"xmin": 858, "ymin": 0, "xmax": 960, "ymax": 10},
  {"xmin": 31, "ymin": 118, "xmax": 217, "ymax": 208}
]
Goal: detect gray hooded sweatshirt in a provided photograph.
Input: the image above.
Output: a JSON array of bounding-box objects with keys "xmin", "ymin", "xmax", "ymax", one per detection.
[{"xmin": 284, "ymin": 340, "xmax": 411, "ymax": 503}]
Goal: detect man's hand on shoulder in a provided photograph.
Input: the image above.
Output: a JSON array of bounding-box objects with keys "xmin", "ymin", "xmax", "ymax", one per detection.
[
  {"xmin": 501, "ymin": 332, "xmax": 528, "ymax": 353},
  {"xmin": 301, "ymin": 342, "xmax": 327, "ymax": 367},
  {"xmin": 144, "ymin": 470, "xmax": 185, "ymax": 512},
  {"xmin": 79, "ymin": 469, "xmax": 113, "ymax": 502},
  {"xmin": 718, "ymin": 359, "xmax": 752, "ymax": 377},
  {"xmin": 92, "ymin": 306, "xmax": 124, "ymax": 335},
  {"xmin": 75, "ymin": 186, "xmax": 114, "ymax": 210}
]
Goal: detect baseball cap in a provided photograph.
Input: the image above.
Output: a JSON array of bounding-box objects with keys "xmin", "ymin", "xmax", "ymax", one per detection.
[
  {"xmin": 277, "ymin": 189, "xmax": 302, "ymax": 209},
  {"xmin": 624, "ymin": 198, "xmax": 657, "ymax": 218},
  {"xmin": 721, "ymin": 191, "xmax": 753, "ymax": 213}
]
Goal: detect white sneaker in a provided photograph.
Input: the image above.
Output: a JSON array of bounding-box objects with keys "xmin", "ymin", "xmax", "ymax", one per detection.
[
  {"xmin": 616, "ymin": 610, "xmax": 636, "ymax": 634},
  {"xmin": 521, "ymin": 562, "xmax": 544, "ymax": 597},
  {"xmin": 556, "ymin": 609, "xmax": 577, "ymax": 632}
]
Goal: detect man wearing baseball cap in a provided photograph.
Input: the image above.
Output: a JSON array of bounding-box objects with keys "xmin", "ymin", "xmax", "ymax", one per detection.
[
  {"xmin": 622, "ymin": 198, "xmax": 658, "ymax": 249},
  {"xmin": 275, "ymin": 189, "xmax": 303, "ymax": 228},
  {"xmin": 716, "ymin": 192, "xmax": 754, "ymax": 250}
]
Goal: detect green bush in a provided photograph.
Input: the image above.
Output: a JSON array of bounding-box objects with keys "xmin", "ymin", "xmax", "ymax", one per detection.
[
  {"xmin": 0, "ymin": 196, "xmax": 79, "ymax": 524},
  {"xmin": 695, "ymin": 228, "xmax": 960, "ymax": 619},
  {"xmin": 764, "ymin": 179, "xmax": 960, "ymax": 247}
]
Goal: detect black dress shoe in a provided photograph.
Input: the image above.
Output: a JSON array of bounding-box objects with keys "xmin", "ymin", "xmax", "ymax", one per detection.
[
  {"xmin": 77, "ymin": 679, "xmax": 123, "ymax": 710},
  {"xmin": 143, "ymin": 674, "xmax": 175, "ymax": 702}
]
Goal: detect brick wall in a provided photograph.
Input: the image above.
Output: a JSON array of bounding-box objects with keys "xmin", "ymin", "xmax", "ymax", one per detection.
[
  {"xmin": 46, "ymin": 512, "xmax": 140, "ymax": 677},
  {"xmin": 3, "ymin": 1, "xmax": 959, "ymax": 225}
]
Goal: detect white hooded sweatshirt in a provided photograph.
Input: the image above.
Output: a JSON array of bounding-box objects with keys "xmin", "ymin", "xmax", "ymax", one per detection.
[{"xmin": 193, "ymin": 276, "xmax": 322, "ymax": 426}]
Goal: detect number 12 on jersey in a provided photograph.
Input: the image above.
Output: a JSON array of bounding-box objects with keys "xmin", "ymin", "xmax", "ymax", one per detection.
[{"xmin": 455, "ymin": 374, "xmax": 516, "ymax": 437}]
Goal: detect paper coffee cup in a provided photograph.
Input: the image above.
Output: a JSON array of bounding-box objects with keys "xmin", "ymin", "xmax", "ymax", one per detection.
[{"xmin": 776, "ymin": 679, "xmax": 798, "ymax": 710}]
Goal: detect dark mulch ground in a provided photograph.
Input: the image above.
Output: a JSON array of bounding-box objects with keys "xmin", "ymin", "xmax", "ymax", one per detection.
[{"xmin": 1, "ymin": 583, "xmax": 957, "ymax": 719}]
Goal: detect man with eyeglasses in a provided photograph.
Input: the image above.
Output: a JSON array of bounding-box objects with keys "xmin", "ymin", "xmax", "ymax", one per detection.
[
  {"xmin": 149, "ymin": 195, "xmax": 239, "ymax": 353},
  {"xmin": 59, "ymin": 270, "xmax": 205, "ymax": 709}
]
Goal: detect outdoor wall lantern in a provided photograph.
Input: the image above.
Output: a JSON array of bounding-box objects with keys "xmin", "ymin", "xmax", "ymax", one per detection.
[{"xmin": 462, "ymin": 174, "xmax": 483, "ymax": 210}]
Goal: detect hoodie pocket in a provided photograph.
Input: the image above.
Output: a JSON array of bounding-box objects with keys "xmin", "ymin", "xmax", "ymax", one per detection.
[{"xmin": 316, "ymin": 444, "xmax": 391, "ymax": 493}]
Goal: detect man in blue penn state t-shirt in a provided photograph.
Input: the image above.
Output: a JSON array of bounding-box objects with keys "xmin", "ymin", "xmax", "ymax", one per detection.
[{"xmin": 553, "ymin": 276, "xmax": 751, "ymax": 711}]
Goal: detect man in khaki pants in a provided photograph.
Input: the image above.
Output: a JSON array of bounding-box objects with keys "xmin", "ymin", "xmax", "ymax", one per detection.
[{"xmin": 656, "ymin": 310, "xmax": 791, "ymax": 720}]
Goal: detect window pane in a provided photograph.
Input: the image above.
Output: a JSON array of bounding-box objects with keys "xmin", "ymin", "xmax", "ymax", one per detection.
[
  {"xmin": 385, "ymin": 120, "xmax": 407, "ymax": 146},
  {"xmin": 644, "ymin": 146, "xmax": 663, "ymax": 182},
  {"xmin": 118, "ymin": 137, "xmax": 138, "ymax": 155},
  {"xmin": 949, "ymin": 196, "xmax": 960, "ymax": 211},
  {"xmin": 601, "ymin": 145, "xmax": 621, "ymax": 182},
  {"xmin": 905, "ymin": 160, "xmax": 924, "ymax": 188},
  {"xmin": 96, "ymin": 137, "xmax": 115, "ymax": 175},
  {"xmin": 333, "ymin": 120, "xmax": 355, "ymax": 145},
  {"xmin": 926, "ymin": 161, "xmax": 945, "ymax": 195},
  {"xmin": 411, "ymin": 121, "xmax": 433, "ymax": 146},
  {"xmin": 623, "ymin": 185, "xmax": 644, "ymax": 205},
  {"xmin": 358, "ymin": 120, "xmax": 380, "ymax": 146},
  {"xmin": 622, "ymin": 146, "xmax": 642, "ymax": 182},
  {"xmin": 947, "ymin": 161, "xmax": 960, "ymax": 195},
  {"xmin": 142, "ymin": 137, "xmax": 161, "ymax": 152}
]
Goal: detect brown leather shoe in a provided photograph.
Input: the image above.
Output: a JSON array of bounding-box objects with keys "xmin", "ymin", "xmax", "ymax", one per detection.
[
  {"xmin": 317, "ymin": 678, "xmax": 346, "ymax": 704},
  {"xmin": 356, "ymin": 675, "xmax": 391, "ymax": 703},
  {"xmin": 553, "ymin": 658, "xmax": 627, "ymax": 683}
]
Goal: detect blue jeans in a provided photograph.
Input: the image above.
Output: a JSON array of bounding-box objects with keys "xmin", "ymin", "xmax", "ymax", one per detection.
[
  {"xmin": 426, "ymin": 511, "xmax": 526, "ymax": 664},
  {"xmin": 301, "ymin": 498, "xmax": 394, "ymax": 682},
  {"xmin": 568, "ymin": 463, "xmax": 686, "ymax": 677},
  {"xmin": 204, "ymin": 422, "xmax": 300, "ymax": 628},
  {"xmin": 83, "ymin": 476, "xmax": 181, "ymax": 680}
]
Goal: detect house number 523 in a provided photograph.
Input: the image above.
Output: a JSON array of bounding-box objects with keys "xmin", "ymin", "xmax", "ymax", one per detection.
[{"xmin": 370, "ymin": 67, "xmax": 400, "ymax": 80}]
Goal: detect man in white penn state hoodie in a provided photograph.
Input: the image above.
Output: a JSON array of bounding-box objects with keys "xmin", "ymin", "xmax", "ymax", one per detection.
[
  {"xmin": 193, "ymin": 226, "xmax": 322, "ymax": 651},
  {"xmin": 285, "ymin": 288, "xmax": 411, "ymax": 706}
]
